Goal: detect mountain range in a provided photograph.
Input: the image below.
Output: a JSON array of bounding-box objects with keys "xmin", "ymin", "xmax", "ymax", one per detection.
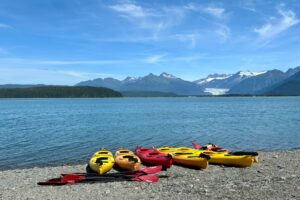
[
  {"xmin": 1, "ymin": 67, "xmax": 299, "ymax": 96},
  {"xmin": 76, "ymin": 72, "xmax": 205, "ymax": 95},
  {"xmin": 76, "ymin": 66, "xmax": 300, "ymax": 96}
]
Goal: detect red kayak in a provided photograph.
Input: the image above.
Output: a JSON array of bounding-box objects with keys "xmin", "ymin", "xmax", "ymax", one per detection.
[{"xmin": 135, "ymin": 147, "xmax": 172, "ymax": 169}]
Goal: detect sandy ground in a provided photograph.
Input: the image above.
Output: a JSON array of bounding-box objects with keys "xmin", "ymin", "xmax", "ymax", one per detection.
[{"xmin": 0, "ymin": 150, "xmax": 299, "ymax": 200}]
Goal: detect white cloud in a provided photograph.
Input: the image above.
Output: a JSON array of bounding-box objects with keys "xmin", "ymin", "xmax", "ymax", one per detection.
[
  {"xmin": 144, "ymin": 54, "xmax": 204, "ymax": 63},
  {"xmin": 56, "ymin": 70, "xmax": 113, "ymax": 79},
  {"xmin": 184, "ymin": 3, "xmax": 198, "ymax": 11},
  {"xmin": 254, "ymin": 6, "xmax": 299, "ymax": 40},
  {"xmin": 0, "ymin": 23, "xmax": 11, "ymax": 29},
  {"xmin": 167, "ymin": 55, "xmax": 203, "ymax": 62},
  {"xmin": 184, "ymin": 3, "xmax": 225, "ymax": 18},
  {"xmin": 215, "ymin": 24, "xmax": 230, "ymax": 40},
  {"xmin": 109, "ymin": 2, "xmax": 166, "ymax": 40},
  {"xmin": 108, "ymin": 2, "xmax": 192, "ymax": 41},
  {"xmin": 0, "ymin": 58, "xmax": 125, "ymax": 65},
  {"xmin": 182, "ymin": 4, "xmax": 229, "ymax": 41},
  {"xmin": 203, "ymin": 7, "xmax": 225, "ymax": 18},
  {"xmin": 108, "ymin": 2, "xmax": 229, "ymax": 44},
  {"xmin": 0, "ymin": 67, "xmax": 116, "ymax": 85},
  {"xmin": 144, "ymin": 54, "xmax": 167, "ymax": 64},
  {"xmin": 240, "ymin": 0, "xmax": 257, "ymax": 12},
  {"xmin": 172, "ymin": 33, "xmax": 201, "ymax": 48},
  {"xmin": 109, "ymin": 3, "xmax": 152, "ymax": 18}
]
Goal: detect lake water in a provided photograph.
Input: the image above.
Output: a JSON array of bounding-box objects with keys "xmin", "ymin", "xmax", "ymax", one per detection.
[{"xmin": 0, "ymin": 97, "xmax": 299, "ymax": 169}]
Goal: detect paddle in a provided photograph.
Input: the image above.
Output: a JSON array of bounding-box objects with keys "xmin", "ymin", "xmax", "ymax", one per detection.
[
  {"xmin": 192, "ymin": 141, "xmax": 202, "ymax": 149},
  {"xmin": 192, "ymin": 141, "xmax": 258, "ymax": 156},
  {"xmin": 192, "ymin": 141, "xmax": 228, "ymax": 152},
  {"xmin": 229, "ymin": 151, "xmax": 258, "ymax": 156},
  {"xmin": 61, "ymin": 165, "xmax": 162, "ymax": 177},
  {"xmin": 38, "ymin": 174, "xmax": 159, "ymax": 186}
]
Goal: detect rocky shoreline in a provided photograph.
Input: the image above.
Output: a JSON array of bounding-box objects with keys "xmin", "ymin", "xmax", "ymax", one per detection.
[{"xmin": 1, "ymin": 150, "xmax": 299, "ymax": 200}]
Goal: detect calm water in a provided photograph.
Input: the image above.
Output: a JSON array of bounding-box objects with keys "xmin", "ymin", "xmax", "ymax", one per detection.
[{"xmin": 0, "ymin": 97, "xmax": 300, "ymax": 169}]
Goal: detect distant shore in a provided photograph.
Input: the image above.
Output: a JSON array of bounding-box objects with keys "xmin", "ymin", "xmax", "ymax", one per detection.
[
  {"xmin": 0, "ymin": 86, "xmax": 122, "ymax": 98},
  {"xmin": 1, "ymin": 149, "xmax": 299, "ymax": 200}
]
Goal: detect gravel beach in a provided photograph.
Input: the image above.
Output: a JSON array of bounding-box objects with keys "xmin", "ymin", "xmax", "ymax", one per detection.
[{"xmin": 0, "ymin": 150, "xmax": 299, "ymax": 200}]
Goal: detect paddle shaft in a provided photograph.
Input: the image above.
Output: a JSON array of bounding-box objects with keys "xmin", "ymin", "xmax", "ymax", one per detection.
[{"xmin": 62, "ymin": 165, "xmax": 162, "ymax": 177}]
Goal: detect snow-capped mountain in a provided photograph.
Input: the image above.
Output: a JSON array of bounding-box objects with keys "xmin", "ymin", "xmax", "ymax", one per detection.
[
  {"xmin": 123, "ymin": 76, "xmax": 139, "ymax": 83},
  {"xmin": 194, "ymin": 71, "xmax": 267, "ymax": 95},
  {"xmin": 195, "ymin": 74, "xmax": 232, "ymax": 85},
  {"xmin": 229, "ymin": 68, "xmax": 300, "ymax": 95},
  {"xmin": 236, "ymin": 70, "xmax": 267, "ymax": 77},
  {"xmin": 160, "ymin": 72, "xmax": 178, "ymax": 79},
  {"xmin": 194, "ymin": 71, "xmax": 262, "ymax": 89}
]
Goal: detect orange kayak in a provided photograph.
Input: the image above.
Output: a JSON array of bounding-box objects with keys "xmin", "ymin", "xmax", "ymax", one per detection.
[{"xmin": 114, "ymin": 148, "xmax": 141, "ymax": 171}]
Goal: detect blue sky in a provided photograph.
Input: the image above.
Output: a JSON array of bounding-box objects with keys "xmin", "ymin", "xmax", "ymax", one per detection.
[{"xmin": 0, "ymin": 0, "xmax": 300, "ymax": 85}]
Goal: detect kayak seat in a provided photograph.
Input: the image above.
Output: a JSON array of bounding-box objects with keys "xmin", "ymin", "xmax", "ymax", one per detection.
[
  {"xmin": 97, "ymin": 152, "xmax": 108, "ymax": 154},
  {"xmin": 148, "ymin": 152, "xmax": 159, "ymax": 156},
  {"xmin": 120, "ymin": 151, "xmax": 130, "ymax": 153},
  {"xmin": 199, "ymin": 153, "xmax": 211, "ymax": 160},
  {"xmin": 95, "ymin": 157, "xmax": 108, "ymax": 165},
  {"xmin": 123, "ymin": 155, "xmax": 139, "ymax": 163}
]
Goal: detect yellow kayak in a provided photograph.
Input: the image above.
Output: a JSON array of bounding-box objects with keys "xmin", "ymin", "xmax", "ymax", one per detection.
[
  {"xmin": 156, "ymin": 146, "xmax": 196, "ymax": 154},
  {"xmin": 156, "ymin": 147, "xmax": 209, "ymax": 169},
  {"xmin": 157, "ymin": 146, "xmax": 255, "ymax": 168},
  {"xmin": 171, "ymin": 152, "xmax": 209, "ymax": 169},
  {"xmin": 114, "ymin": 148, "xmax": 141, "ymax": 171},
  {"xmin": 199, "ymin": 151, "xmax": 254, "ymax": 167},
  {"xmin": 88, "ymin": 149, "xmax": 115, "ymax": 174}
]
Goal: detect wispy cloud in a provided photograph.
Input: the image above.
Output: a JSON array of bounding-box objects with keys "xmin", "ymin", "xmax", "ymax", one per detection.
[
  {"xmin": 240, "ymin": 0, "xmax": 257, "ymax": 12},
  {"xmin": 55, "ymin": 70, "xmax": 114, "ymax": 79},
  {"xmin": 172, "ymin": 33, "xmax": 201, "ymax": 48},
  {"xmin": 0, "ymin": 58, "xmax": 126, "ymax": 66},
  {"xmin": 109, "ymin": 2, "xmax": 166, "ymax": 40},
  {"xmin": 144, "ymin": 54, "xmax": 204, "ymax": 64},
  {"xmin": 184, "ymin": 3, "xmax": 229, "ymax": 41},
  {"xmin": 254, "ymin": 5, "xmax": 299, "ymax": 41},
  {"xmin": 185, "ymin": 3, "xmax": 225, "ymax": 18},
  {"xmin": 203, "ymin": 7, "xmax": 225, "ymax": 18},
  {"xmin": 144, "ymin": 54, "xmax": 167, "ymax": 64},
  {"xmin": 0, "ymin": 22, "xmax": 11, "ymax": 29},
  {"xmin": 107, "ymin": 2, "xmax": 230, "ymax": 44},
  {"xmin": 108, "ymin": 2, "xmax": 197, "ymax": 42},
  {"xmin": 0, "ymin": 67, "xmax": 117, "ymax": 85},
  {"xmin": 215, "ymin": 24, "xmax": 230, "ymax": 41},
  {"xmin": 109, "ymin": 2, "xmax": 152, "ymax": 18}
]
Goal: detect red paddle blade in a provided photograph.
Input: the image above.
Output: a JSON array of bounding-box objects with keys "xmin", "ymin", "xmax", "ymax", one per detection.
[
  {"xmin": 131, "ymin": 175, "xmax": 159, "ymax": 183},
  {"xmin": 192, "ymin": 141, "xmax": 202, "ymax": 149},
  {"xmin": 139, "ymin": 165, "xmax": 162, "ymax": 175},
  {"xmin": 61, "ymin": 174, "xmax": 85, "ymax": 183},
  {"xmin": 38, "ymin": 177, "xmax": 78, "ymax": 186}
]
